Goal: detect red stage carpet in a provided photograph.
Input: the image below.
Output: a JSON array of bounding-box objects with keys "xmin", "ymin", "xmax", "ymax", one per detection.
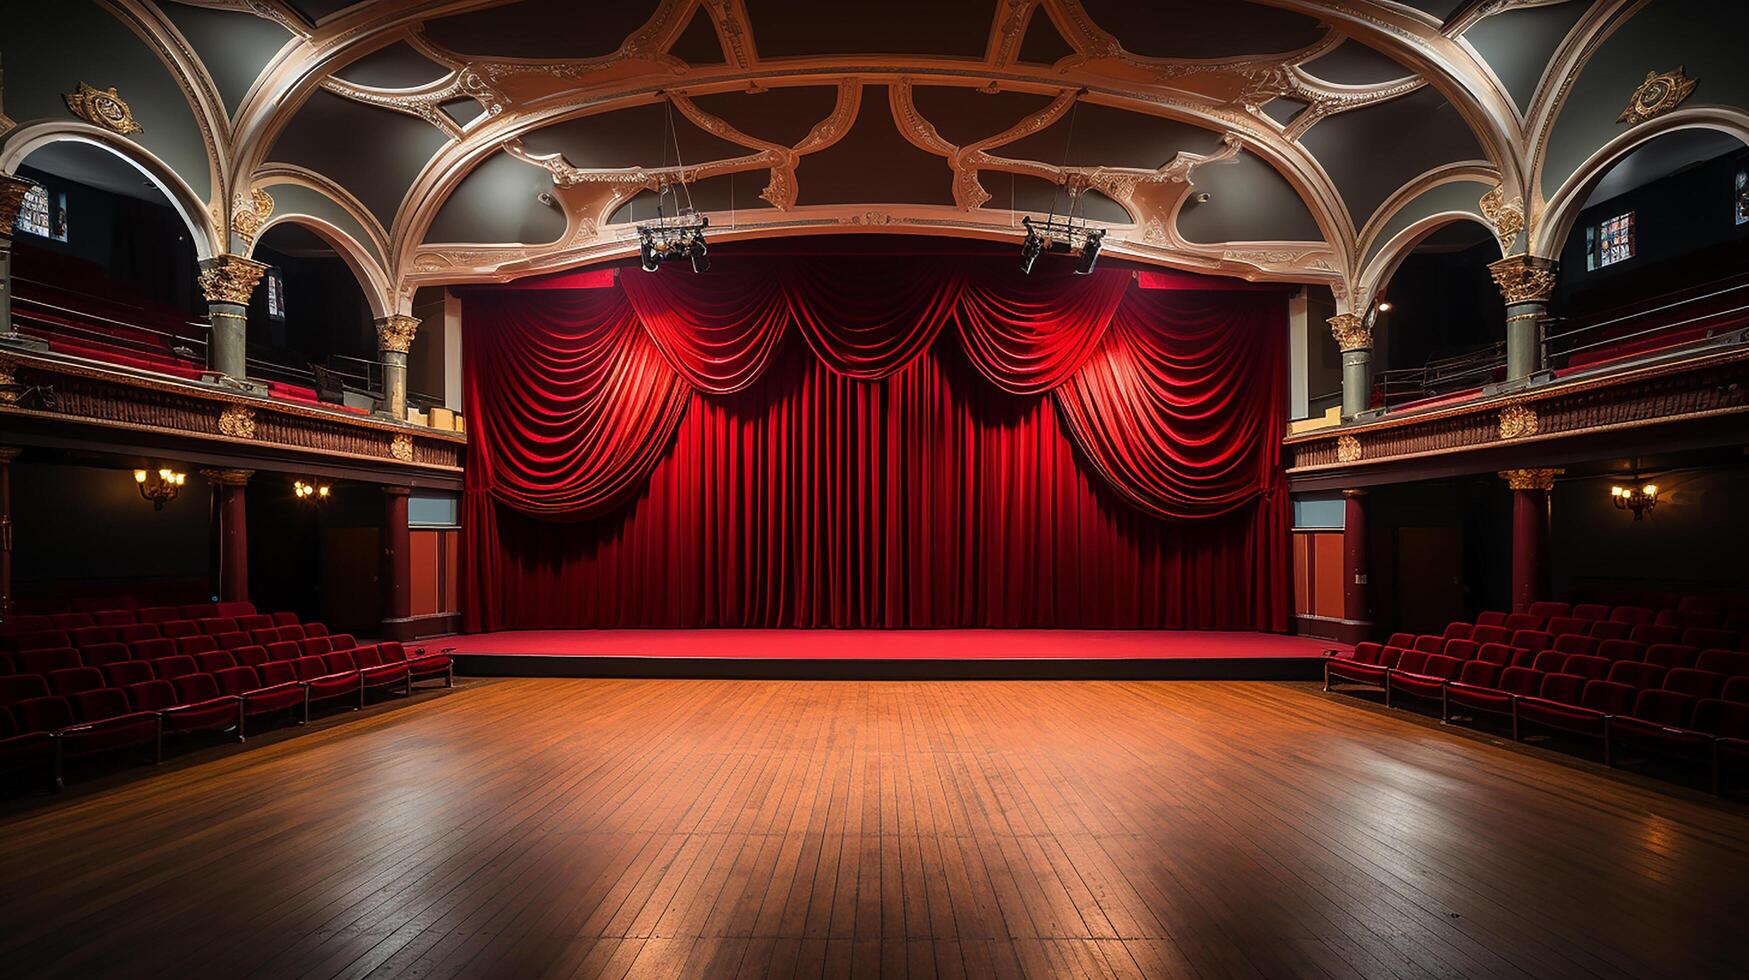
[{"xmin": 439, "ymin": 630, "xmax": 1339, "ymax": 680}]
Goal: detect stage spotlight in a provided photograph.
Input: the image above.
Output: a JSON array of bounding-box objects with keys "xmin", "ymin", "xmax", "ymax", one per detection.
[
  {"xmin": 1020, "ymin": 223, "xmax": 1045, "ymax": 274},
  {"xmin": 1075, "ymin": 229, "xmax": 1105, "ymax": 275}
]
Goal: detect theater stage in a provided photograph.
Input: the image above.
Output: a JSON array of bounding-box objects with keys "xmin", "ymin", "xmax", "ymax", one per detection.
[{"xmin": 440, "ymin": 629, "xmax": 1336, "ymax": 680}]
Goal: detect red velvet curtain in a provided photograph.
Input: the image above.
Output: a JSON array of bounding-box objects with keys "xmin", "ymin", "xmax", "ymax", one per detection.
[{"xmin": 461, "ymin": 256, "xmax": 1288, "ymax": 633}]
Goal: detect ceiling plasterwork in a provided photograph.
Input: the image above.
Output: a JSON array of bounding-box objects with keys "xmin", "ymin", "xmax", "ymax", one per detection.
[{"xmin": 2, "ymin": 0, "xmax": 1716, "ymax": 316}]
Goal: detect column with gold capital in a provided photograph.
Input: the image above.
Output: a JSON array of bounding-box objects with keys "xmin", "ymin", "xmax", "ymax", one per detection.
[
  {"xmin": 201, "ymin": 468, "xmax": 254, "ymax": 603},
  {"xmin": 1328, "ymin": 313, "xmax": 1372, "ymax": 420},
  {"xmin": 375, "ymin": 314, "xmax": 419, "ymax": 421},
  {"xmin": 197, "ymin": 255, "xmax": 268, "ymax": 387},
  {"xmin": 1500, "ymin": 467, "xmax": 1562, "ymax": 613},
  {"xmin": 1487, "ymin": 254, "xmax": 1558, "ymax": 383}
]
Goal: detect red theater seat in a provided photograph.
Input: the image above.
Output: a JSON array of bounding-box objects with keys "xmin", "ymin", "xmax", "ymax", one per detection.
[
  {"xmin": 1630, "ymin": 624, "xmax": 1681, "ymax": 646},
  {"xmin": 1545, "ymin": 616, "xmax": 1588, "ymax": 638},
  {"xmin": 117, "ymin": 623, "xmax": 161, "ymax": 644},
  {"xmin": 1504, "ymin": 613, "xmax": 1543, "ymax": 633},
  {"xmin": 47, "ymin": 667, "xmax": 104, "ymax": 696},
  {"xmin": 0, "ymin": 674, "xmax": 50, "ymax": 707},
  {"xmin": 214, "ymin": 666, "xmax": 306, "ymax": 738},
  {"xmin": 160, "ymin": 620, "xmax": 199, "ymax": 640},
  {"xmin": 130, "ymin": 638, "xmax": 176, "ymax": 662},
  {"xmin": 1528, "ymin": 601, "xmax": 1570, "ymax": 619},
  {"xmin": 92, "ymin": 609, "xmax": 136, "ymax": 626},
  {"xmin": 1531, "ymin": 651, "xmax": 1569, "ymax": 675},
  {"xmin": 151, "ymin": 655, "xmax": 198, "ymax": 681},
  {"xmin": 1442, "ymin": 639, "xmax": 1479, "ymax": 663},
  {"xmin": 102, "ymin": 660, "xmax": 154, "ymax": 688},
  {"xmin": 1596, "ymin": 639, "xmax": 1644, "ymax": 662},
  {"xmin": 18, "ymin": 631, "xmax": 71, "ymax": 652},
  {"xmin": 1611, "ymin": 606, "xmax": 1654, "ymax": 625},
  {"xmin": 0, "ymin": 713, "xmax": 56, "ymax": 783},
  {"xmin": 354, "ymin": 646, "xmax": 410, "ymax": 694},
  {"xmin": 1515, "ymin": 677, "xmax": 1635, "ymax": 743},
  {"xmin": 1412, "ymin": 635, "xmax": 1445, "ymax": 655},
  {"xmin": 1470, "ymin": 625, "xmax": 1510, "ymax": 646},
  {"xmin": 1587, "ymin": 620, "xmax": 1631, "ymax": 641},
  {"xmin": 382, "ymin": 642, "xmax": 453, "ymax": 688},
  {"xmin": 1439, "ymin": 622, "xmax": 1473, "ymax": 642},
  {"xmin": 1682, "ymin": 629, "xmax": 1739, "ymax": 651},
  {"xmin": 49, "ymin": 613, "xmax": 94, "ymax": 630},
  {"xmin": 68, "ymin": 626, "xmax": 117, "ymax": 648},
  {"xmin": 195, "ymin": 651, "xmax": 237, "ymax": 674},
  {"xmin": 197, "ymin": 618, "xmax": 237, "ymax": 636},
  {"xmin": 1474, "ymin": 642, "xmax": 1517, "ymax": 667},
  {"xmin": 1511, "ymin": 630, "xmax": 1554, "ymax": 655},
  {"xmin": 1645, "ymin": 644, "xmax": 1699, "ymax": 670},
  {"xmin": 1696, "ymin": 649, "xmax": 1749, "ymax": 677},
  {"xmin": 1388, "ymin": 652, "xmax": 1461, "ymax": 705},
  {"xmin": 264, "ymin": 641, "xmax": 302, "ymax": 662},
  {"xmin": 78, "ymin": 642, "xmax": 130, "ymax": 668},
  {"xmin": 295, "ymin": 656, "xmax": 361, "ymax": 709},
  {"xmin": 1476, "ymin": 611, "xmax": 1508, "ymax": 628},
  {"xmin": 1325, "ymin": 644, "xmax": 1390, "ymax": 689},
  {"xmin": 136, "ymin": 606, "xmax": 181, "ymax": 623},
  {"xmin": 214, "ymin": 601, "xmax": 256, "ymax": 618},
  {"xmin": 1606, "ymin": 660, "xmax": 1666, "ymax": 690},
  {"xmin": 175, "ymin": 635, "xmax": 218, "ymax": 657},
  {"xmin": 328, "ymin": 634, "xmax": 357, "ymax": 652},
  {"xmin": 1447, "ymin": 665, "xmax": 1542, "ymax": 725},
  {"xmin": 1562, "ymin": 655, "xmax": 1612, "ymax": 681},
  {"xmin": 230, "ymin": 645, "xmax": 269, "ymax": 668},
  {"xmin": 271, "ymin": 611, "xmax": 299, "ymax": 627},
  {"xmin": 209, "ymin": 631, "xmax": 250, "ymax": 651},
  {"xmin": 301, "ymin": 637, "xmax": 335, "ymax": 658},
  {"xmin": 1551, "ymin": 634, "xmax": 1596, "ymax": 658},
  {"xmin": 234, "ymin": 614, "xmax": 273, "ymax": 631},
  {"xmin": 301, "ymin": 622, "xmax": 329, "ymax": 639}
]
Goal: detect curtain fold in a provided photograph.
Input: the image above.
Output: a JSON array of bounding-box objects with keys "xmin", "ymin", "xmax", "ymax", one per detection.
[{"xmin": 461, "ymin": 255, "xmax": 1289, "ymax": 633}]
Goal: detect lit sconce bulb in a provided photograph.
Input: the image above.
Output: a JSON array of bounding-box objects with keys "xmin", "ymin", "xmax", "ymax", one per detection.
[
  {"xmin": 159, "ymin": 468, "xmax": 172, "ymax": 480},
  {"xmin": 318, "ymin": 486, "xmax": 330, "ymax": 497},
  {"xmin": 134, "ymin": 470, "xmax": 147, "ymax": 483},
  {"xmin": 174, "ymin": 472, "xmax": 185, "ymax": 486},
  {"xmin": 1377, "ymin": 301, "xmax": 1393, "ymax": 313},
  {"xmin": 1610, "ymin": 486, "xmax": 1623, "ymax": 496},
  {"xmin": 1643, "ymin": 484, "xmax": 1657, "ymax": 496}
]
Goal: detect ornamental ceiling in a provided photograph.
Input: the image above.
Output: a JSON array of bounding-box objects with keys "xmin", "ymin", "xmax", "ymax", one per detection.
[{"xmin": 1, "ymin": 0, "xmax": 1745, "ymax": 317}]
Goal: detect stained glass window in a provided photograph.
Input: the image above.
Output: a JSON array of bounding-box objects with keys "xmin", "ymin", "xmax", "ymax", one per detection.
[
  {"xmin": 1735, "ymin": 169, "xmax": 1747, "ymax": 226},
  {"xmin": 17, "ymin": 183, "xmax": 67, "ymax": 241},
  {"xmin": 264, "ymin": 268, "xmax": 286, "ymax": 320},
  {"xmin": 1586, "ymin": 211, "xmax": 1634, "ymax": 270}
]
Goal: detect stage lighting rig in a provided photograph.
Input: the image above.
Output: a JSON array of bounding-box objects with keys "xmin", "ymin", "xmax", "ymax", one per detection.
[
  {"xmin": 1016, "ymin": 93, "xmax": 1106, "ymax": 275},
  {"xmin": 637, "ymin": 209, "xmax": 710, "ymax": 274}
]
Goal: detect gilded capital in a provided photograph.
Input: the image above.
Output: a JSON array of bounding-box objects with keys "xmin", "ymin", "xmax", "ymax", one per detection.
[
  {"xmin": 1328, "ymin": 313, "xmax": 1371, "ymax": 353},
  {"xmin": 199, "ymin": 468, "xmax": 255, "ymax": 487},
  {"xmin": 1499, "ymin": 467, "xmax": 1562, "ymax": 492},
  {"xmin": 0, "ymin": 173, "xmax": 35, "ymax": 237},
  {"xmin": 198, "ymin": 255, "xmax": 269, "ymax": 306},
  {"xmin": 376, "ymin": 314, "xmax": 420, "ymax": 354},
  {"xmin": 1487, "ymin": 254, "xmax": 1558, "ymax": 305}
]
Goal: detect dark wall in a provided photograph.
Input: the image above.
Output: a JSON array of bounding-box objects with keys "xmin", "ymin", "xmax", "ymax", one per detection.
[
  {"xmin": 1377, "ymin": 239, "xmax": 1508, "ymax": 371},
  {"xmin": 1362, "ymin": 476, "xmax": 1513, "ymax": 634},
  {"xmin": 1554, "ymin": 146, "xmax": 1749, "ymax": 318},
  {"xmin": 13, "ymin": 461, "xmax": 211, "ymax": 598},
  {"xmin": 1551, "ymin": 464, "xmax": 1749, "ymax": 598},
  {"xmin": 12, "ymin": 165, "xmax": 202, "ymax": 315},
  {"xmin": 247, "ymin": 481, "xmax": 386, "ymax": 635},
  {"xmin": 247, "ymin": 244, "xmax": 375, "ymax": 366}
]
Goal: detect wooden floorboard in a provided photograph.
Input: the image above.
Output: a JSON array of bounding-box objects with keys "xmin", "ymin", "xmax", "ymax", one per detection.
[{"xmin": 1, "ymin": 678, "xmax": 1746, "ymax": 979}]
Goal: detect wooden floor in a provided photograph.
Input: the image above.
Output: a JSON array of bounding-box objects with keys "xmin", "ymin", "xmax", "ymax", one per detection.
[{"xmin": 1, "ymin": 679, "xmax": 1746, "ymax": 979}]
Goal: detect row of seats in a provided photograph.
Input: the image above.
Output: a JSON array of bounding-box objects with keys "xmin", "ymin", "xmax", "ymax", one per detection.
[
  {"xmin": 0, "ymin": 640, "xmax": 453, "ymax": 790},
  {"xmin": 2, "ymin": 626, "xmax": 339, "ymax": 674},
  {"xmin": 1327, "ymin": 630, "xmax": 1749, "ymax": 792}
]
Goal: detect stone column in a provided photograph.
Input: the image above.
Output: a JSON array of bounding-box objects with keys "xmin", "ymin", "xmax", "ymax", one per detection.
[
  {"xmin": 1487, "ymin": 254, "xmax": 1559, "ymax": 383},
  {"xmin": 382, "ymin": 485, "xmax": 412, "ymax": 634},
  {"xmin": 1500, "ymin": 468, "xmax": 1562, "ymax": 614},
  {"xmin": 0, "ymin": 173, "xmax": 36, "ymax": 340},
  {"xmin": 375, "ymin": 314, "xmax": 419, "ymax": 421},
  {"xmin": 1341, "ymin": 489, "xmax": 1372, "ymax": 641},
  {"xmin": 201, "ymin": 468, "xmax": 253, "ymax": 604},
  {"xmin": 0, "ymin": 446, "xmax": 19, "ymax": 627},
  {"xmin": 197, "ymin": 255, "xmax": 268, "ymax": 388},
  {"xmin": 1328, "ymin": 313, "xmax": 1372, "ymax": 420}
]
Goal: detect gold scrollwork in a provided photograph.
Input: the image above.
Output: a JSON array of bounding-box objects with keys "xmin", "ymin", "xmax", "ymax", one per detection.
[
  {"xmin": 1487, "ymin": 255, "xmax": 1559, "ymax": 305},
  {"xmin": 1498, "ymin": 403, "xmax": 1538, "ymax": 440},
  {"xmin": 64, "ymin": 82, "xmax": 143, "ymax": 135},
  {"xmin": 390, "ymin": 433, "xmax": 414, "ymax": 462},
  {"xmin": 1618, "ymin": 68, "xmax": 1697, "ymax": 126},
  {"xmin": 1328, "ymin": 314, "xmax": 1371, "ymax": 353},
  {"xmin": 217, "ymin": 404, "xmax": 257, "ymax": 440},
  {"xmin": 1499, "ymin": 467, "xmax": 1562, "ymax": 492},
  {"xmin": 1336, "ymin": 435, "xmax": 1362, "ymax": 463}
]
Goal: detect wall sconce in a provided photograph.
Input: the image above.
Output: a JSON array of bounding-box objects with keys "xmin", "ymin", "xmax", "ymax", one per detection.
[
  {"xmin": 293, "ymin": 479, "xmax": 331, "ymax": 502},
  {"xmin": 134, "ymin": 467, "xmax": 186, "ymax": 510},
  {"xmin": 1610, "ymin": 480, "xmax": 1658, "ymax": 520}
]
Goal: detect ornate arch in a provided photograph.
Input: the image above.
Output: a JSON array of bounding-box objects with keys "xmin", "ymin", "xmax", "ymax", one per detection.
[
  {"xmin": 0, "ymin": 121, "xmax": 220, "ymax": 259},
  {"xmin": 249, "ymin": 213, "xmax": 393, "ymax": 319}
]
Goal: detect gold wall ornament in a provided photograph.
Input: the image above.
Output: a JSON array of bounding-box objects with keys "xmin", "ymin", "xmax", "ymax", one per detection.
[
  {"xmin": 1618, "ymin": 68, "xmax": 1697, "ymax": 126},
  {"xmin": 197, "ymin": 254, "xmax": 269, "ymax": 306},
  {"xmin": 1336, "ymin": 435, "xmax": 1362, "ymax": 463},
  {"xmin": 0, "ymin": 355, "xmax": 18, "ymax": 404},
  {"xmin": 389, "ymin": 433, "xmax": 414, "ymax": 462},
  {"xmin": 1478, "ymin": 186, "xmax": 1525, "ymax": 255},
  {"xmin": 230, "ymin": 188, "xmax": 274, "ymax": 247},
  {"xmin": 217, "ymin": 404, "xmax": 257, "ymax": 440},
  {"xmin": 1327, "ymin": 313, "xmax": 1371, "ymax": 352},
  {"xmin": 375, "ymin": 314, "xmax": 420, "ymax": 354},
  {"xmin": 0, "ymin": 173, "xmax": 34, "ymax": 236},
  {"xmin": 199, "ymin": 468, "xmax": 254, "ymax": 487},
  {"xmin": 1487, "ymin": 254, "xmax": 1559, "ymax": 305},
  {"xmin": 64, "ymin": 83, "xmax": 143, "ymax": 135},
  {"xmin": 1498, "ymin": 403, "xmax": 1538, "ymax": 439},
  {"xmin": 1499, "ymin": 467, "xmax": 1562, "ymax": 492}
]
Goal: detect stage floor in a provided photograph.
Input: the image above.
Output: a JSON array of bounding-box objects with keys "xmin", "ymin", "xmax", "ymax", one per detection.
[{"xmin": 439, "ymin": 629, "xmax": 1338, "ymax": 680}]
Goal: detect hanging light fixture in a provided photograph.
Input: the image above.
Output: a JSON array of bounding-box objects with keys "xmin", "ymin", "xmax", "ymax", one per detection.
[
  {"xmin": 635, "ymin": 97, "xmax": 709, "ymax": 274},
  {"xmin": 1610, "ymin": 479, "xmax": 1658, "ymax": 520},
  {"xmin": 133, "ymin": 467, "xmax": 186, "ymax": 510},
  {"xmin": 293, "ymin": 479, "xmax": 331, "ymax": 502},
  {"xmin": 1019, "ymin": 94, "xmax": 1106, "ymax": 276}
]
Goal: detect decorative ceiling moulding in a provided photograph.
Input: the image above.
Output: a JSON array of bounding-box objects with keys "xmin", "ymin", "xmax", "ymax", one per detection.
[
  {"xmin": 103, "ymin": 0, "xmax": 233, "ymax": 211},
  {"xmin": 63, "ymin": 83, "xmax": 144, "ymax": 135},
  {"xmin": 1616, "ymin": 67, "xmax": 1698, "ymax": 126},
  {"xmin": 251, "ymin": 164, "xmax": 393, "ymax": 261},
  {"xmin": 166, "ymin": 0, "xmax": 316, "ymax": 38},
  {"xmin": 319, "ymin": 69, "xmax": 509, "ymax": 141},
  {"xmin": 1478, "ymin": 184, "xmax": 1525, "ymax": 254},
  {"xmin": 1440, "ymin": 0, "xmax": 1584, "ymax": 38},
  {"xmin": 229, "ymin": 187, "xmax": 274, "ymax": 247}
]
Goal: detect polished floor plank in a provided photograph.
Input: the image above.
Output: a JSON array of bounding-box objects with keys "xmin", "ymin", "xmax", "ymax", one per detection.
[{"xmin": 1, "ymin": 678, "xmax": 1746, "ymax": 979}]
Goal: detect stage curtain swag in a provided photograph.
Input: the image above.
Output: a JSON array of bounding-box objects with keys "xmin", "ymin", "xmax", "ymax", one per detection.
[{"xmin": 462, "ymin": 256, "xmax": 1287, "ymax": 632}]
